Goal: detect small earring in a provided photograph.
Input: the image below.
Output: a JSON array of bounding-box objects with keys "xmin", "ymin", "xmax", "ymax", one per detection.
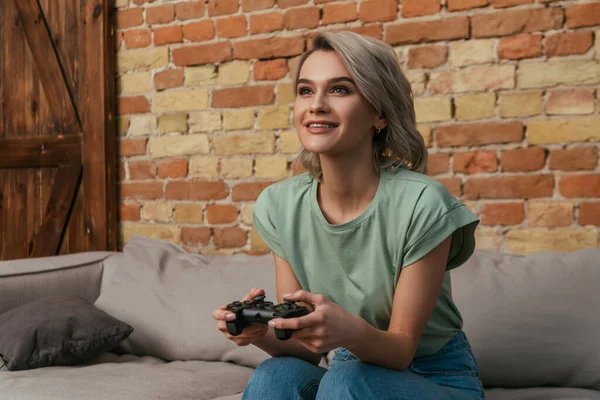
[{"xmin": 375, "ymin": 126, "xmax": 382, "ymax": 134}]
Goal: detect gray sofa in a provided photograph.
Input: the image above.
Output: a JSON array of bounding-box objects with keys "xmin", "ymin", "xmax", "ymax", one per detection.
[{"xmin": 0, "ymin": 235, "xmax": 599, "ymax": 400}]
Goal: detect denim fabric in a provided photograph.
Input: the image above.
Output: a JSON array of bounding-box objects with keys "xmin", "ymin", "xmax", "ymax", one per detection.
[{"xmin": 241, "ymin": 331, "xmax": 485, "ymax": 400}]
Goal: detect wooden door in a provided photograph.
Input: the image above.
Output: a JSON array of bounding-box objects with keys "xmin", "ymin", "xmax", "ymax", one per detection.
[{"xmin": 0, "ymin": 0, "xmax": 117, "ymax": 260}]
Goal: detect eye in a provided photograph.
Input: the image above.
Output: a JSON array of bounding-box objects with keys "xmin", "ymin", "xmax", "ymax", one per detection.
[
  {"xmin": 297, "ymin": 86, "xmax": 313, "ymax": 96},
  {"xmin": 331, "ymin": 86, "xmax": 349, "ymax": 94}
]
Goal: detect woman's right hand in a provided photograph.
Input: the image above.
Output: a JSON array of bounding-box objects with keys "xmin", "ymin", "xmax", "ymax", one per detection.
[{"xmin": 213, "ymin": 288, "xmax": 269, "ymax": 347}]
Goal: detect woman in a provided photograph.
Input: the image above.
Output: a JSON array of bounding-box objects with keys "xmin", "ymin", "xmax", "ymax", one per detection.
[{"xmin": 213, "ymin": 32, "xmax": 485, "ymax": 399}]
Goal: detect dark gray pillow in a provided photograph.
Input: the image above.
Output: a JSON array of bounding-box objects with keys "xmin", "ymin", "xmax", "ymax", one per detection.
[{"xmin": 0, "ymin": 295, "xmax": 133, "ymax": 371}]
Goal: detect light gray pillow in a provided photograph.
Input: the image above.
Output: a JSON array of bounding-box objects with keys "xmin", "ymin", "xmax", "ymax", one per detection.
[
  {"xmin": 94, "ymin": 236, "xmax": 277, "ymax": 368},
  {"xmin": 451, "ymin": 249, "xmax": 600, "ymax": 390}
]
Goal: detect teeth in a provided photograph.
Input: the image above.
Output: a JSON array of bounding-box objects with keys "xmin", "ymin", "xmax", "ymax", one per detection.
[{"xmin": 308, "ymin": 123, "xmax": 336, "ymax": 128}]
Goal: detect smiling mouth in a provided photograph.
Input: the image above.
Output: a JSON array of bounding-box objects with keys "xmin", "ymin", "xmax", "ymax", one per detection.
[{"xmin": 306, "ymin": 123, "xmax": 338, "ymax": 128}]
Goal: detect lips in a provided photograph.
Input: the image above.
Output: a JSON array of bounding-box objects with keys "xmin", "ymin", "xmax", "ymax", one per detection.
[{"xmin": 304, "ymin": 120, "xmax": 339, "ymax": 134}]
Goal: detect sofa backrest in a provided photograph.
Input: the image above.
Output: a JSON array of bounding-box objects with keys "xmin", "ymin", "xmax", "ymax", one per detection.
[
  {"xmin": 451, "ymin": 249, "xmax": 600, "ymax": 390},
  {"xmin": 0, "ymin": 252, "xmax": 113, "ymax": 315}
]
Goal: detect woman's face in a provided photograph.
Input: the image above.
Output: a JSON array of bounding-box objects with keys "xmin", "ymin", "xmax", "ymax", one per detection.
[{"xmin": 294, "ymin": 50, "xmax": 382, "ymax": 158}]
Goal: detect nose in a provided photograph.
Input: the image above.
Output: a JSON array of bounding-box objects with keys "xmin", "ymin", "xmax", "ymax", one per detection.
[{"xmin": 309, "ymin": 92, "xmax": 329, "ymax": 114}]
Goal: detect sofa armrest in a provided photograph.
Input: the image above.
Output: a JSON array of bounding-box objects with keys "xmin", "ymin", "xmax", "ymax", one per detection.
[{"xmin": 0, "ymin": 251, "xmax": 115, "ymax": 315}]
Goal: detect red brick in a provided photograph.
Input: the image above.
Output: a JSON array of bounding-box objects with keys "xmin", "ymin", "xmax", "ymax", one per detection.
[
  {"xmin": 250, "ymin": 12, "xmax": 284, "ymax": 34},
  {"xmin": 278, "ymin": 0, "xmax": 309, "ymax": 8},
  {"xmin": 207, "ymin": 204, "xmax": 239, "ymax": 224},
  {"xmin": 501, "ymin": 148, "xmax": 546, "ymax": 172},
  {"xmin": 172, "ymin": 42, "xmax": 233, "ymax": 66},
  {"xmin": 208, "ymin": 0, "xmax": 239, "ymax": 16},
  {"xmin": 454, "ymin": 151, "xmax": 498, "ymax": 174},
  {"xmin": 119, "ymin": 139, "xmax": 147, "ymax": 157},
  {"xmin": 216, "ymin": 15, "xmax": 248, "ymax": 38},
  {"xmin": 118, "ymin": 96, "xmax": 150, "ymax": 115},
  {"xmin": 566, "ymin": 3, "xmax": 600, "ymax": 28},
  {"xmin": 464, "ymin": 175, "xmax": 554, "ymax": 200},
  {"xmin": 471, "ymin": 8, "xmax": 564, "ymax": 38},
  {"xmin": 322, "ymin": 3, "xmax": 358, "ymax": 25},
  {"xmin": 407, "ymin": 46, "xmax": 448, "ymax": 69},
  {"xmin": 447, "ymin": 0, "xmax": 488, "ymax": 11},
  {"xmin": 128, "ymin": 160, "xmax": 157, "ymax": 180},
  {"xmin": 545, "ymin": 31, "xmax": 593, "ymax": 57},
  {"xmin": 119, "ymin": 203, "xmax": 141, "ymax": 222},
  {"xmin": 336, "ymin": 24, "xmax": 383, "ymax": 40},
  {"xmin": 559, "ymin": 175, "xmax": 600, "ymax": 198},
  {"xmin": 549, "ymin": 148, "xmax": 597, "ymax": 171},
  {"xmin": 166, "ymin": 181, "xmax": 228, "ymax": 201},
  {"xmin": 242, "ymin": 0, "xmax": 275, "ymax": 11},
  {"xmin": 183, "ymin": 21, "xmax": 216, "ymax": 42},
  {"xmin": 436, "ymin": 178, "xmax": 462, "ymax": 197},
  {"xmin": 284, "ymin": 7, "xmax": 320, "ymax": 30},
  {"xmin": 181, "ymin": 227, "xmax": 211, "ymax": 245},
  {"xmin": 214, "ymin": 228, "xmax": 247, "ymax": 248},
  {"xmin": 116, "ymin": 8, "xmax": 143, "ymax": 29},
  {"xmin": 175, "ymin": 1, "xmax": 205, "ymax": 20},
  {"xmin": 157, "ymin": 159, "xmax": 188, "ymax": 179},
  {"xmin": 154, "ymin": 69, "xmax": 184, "ymax": 91},
  {"xmin": 123, "ymin": 28, "xmax": 151, "ymax": 49},
  {"xmin": 120, "ymin": 182, "xmax": 164, "ymax": 200},
  {"xmin": 498, "ymin": 34, "xmax": 542, "ymax": 60},
  {"xmin": 232, "ymin": 182, "xmax": 275, "ymax": 201},
  {"xmin": 147, "ymin": 5, "xmax": 174, "ymax": 25},
  {"xmin": 436, "ymin": 122, "xmax": 523, "ymax": 147},
  {"xmin": 579, "ymin": 203, "xmax": 600, "ymax": 226},
  {"xmin": 481, "ymin": 203, "xmax": 525, "ymax": 225},
  {"xmin": 254, "ymin": 59, "xmax": 289, "ymax": 81},
  {"xmin": 118, "ymin": 162, "xmax": 126, "ymax": 182},
  {"xmin": 402, "ymin": 0, "xmax": 440, "ymax": 17},
  {"xmin": 427, "ymin": 153, "xmax": 450, "ymax": 176},
  {"xmin": 154, "ymin": 26, "xmax": 183, "ymax": 46},
  {"xmin": 546, "ymin": 89, "xmax": 595, "ymax": 115},
  {"xmin": 386, "ymin": 17, "xmax": 469, "ymax": 45},
  {"xmin": 233, "ymin": 37, "xmax": 305, "ymax": 60},
  {"xmin": 212, "ymin": 85, "xmax": 275, "ymax": 108},
  {"xmin": 491, "ymin": 0, "xmax": 533, "ymax": 8},
  {"xmin": 359, "ymin": 0, "xmax": 398, "ymax": 22}
]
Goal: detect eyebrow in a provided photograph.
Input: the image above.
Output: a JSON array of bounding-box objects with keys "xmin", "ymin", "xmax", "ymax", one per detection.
[{"xmin": 296, "ymin": 77, "xmax": 355, "ymax": 86}]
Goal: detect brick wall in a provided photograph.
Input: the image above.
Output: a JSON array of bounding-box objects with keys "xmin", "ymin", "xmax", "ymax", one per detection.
[{"xmin": 115, "ymin": 0, "xmax": 600, "ymax": 255}]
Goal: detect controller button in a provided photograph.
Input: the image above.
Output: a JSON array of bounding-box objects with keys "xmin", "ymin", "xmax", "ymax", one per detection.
[{"xmin": 255, "ymin": 313, "xmax": 262, "ymax": 320}]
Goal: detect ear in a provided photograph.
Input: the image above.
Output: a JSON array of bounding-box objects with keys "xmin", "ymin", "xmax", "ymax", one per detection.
[{"xmin": 377, "ymin": 115, "xmax": 388, "ymax": 130}]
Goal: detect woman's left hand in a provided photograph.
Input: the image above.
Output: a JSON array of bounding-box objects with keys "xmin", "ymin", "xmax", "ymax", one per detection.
[{"xmin": 268, "ymin": 290, "xmax": 369, "ymax": 354}]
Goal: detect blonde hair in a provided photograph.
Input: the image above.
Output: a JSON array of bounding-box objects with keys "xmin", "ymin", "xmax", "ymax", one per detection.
[{"xmin": 293, "ymin": 32, "xmax": 428, "ymax": 178}]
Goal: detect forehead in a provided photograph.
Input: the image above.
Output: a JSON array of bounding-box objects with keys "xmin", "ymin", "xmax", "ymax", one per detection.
[{"xmin": 298, "ymin": 50, "xmax": 351, "ymax": 80}]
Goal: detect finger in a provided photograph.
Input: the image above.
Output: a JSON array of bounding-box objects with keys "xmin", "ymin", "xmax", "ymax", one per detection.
[
  {"xmin": 290, "ymin": 326, "xmax": 318, "ymax": 340},
  {"xmin": 283, "ymin": 290, "xmax": 326, "ymax": 307},
  {"xmin": 241, "ymin": 288, "xmax": 265, "ymax": 302},
  {"xmin": 212, "ymin": 309, "xmax": 236, "ymax": 321},
  {"xmin": 269, "ymin": 312, "xmax": 323, "ymax": 330}
]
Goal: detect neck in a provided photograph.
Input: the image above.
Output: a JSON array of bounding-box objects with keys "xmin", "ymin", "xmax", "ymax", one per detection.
[{"xmin": 316, "ymin": 147, "xmax": 380, "ymax": 224}]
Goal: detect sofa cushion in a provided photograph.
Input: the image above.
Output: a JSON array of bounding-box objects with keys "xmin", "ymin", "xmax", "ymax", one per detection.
[
  {"xmin": 94, "ymin": 236, "xmax": 277, "ymax": 368},
  {"xmin": 0, "ymin": 353, "xmax": 253, "ymax": 400},
  {"xmin": 0, "ymin": 296, "xmax": 133, "ymax": 371},
  {"xmin": 0, "ymin": 252, "xmax": 112, "ymax": 315},
  {"xmin": 485, "ymin": 387, "xmax": 600, "ymax": 400},
  {"xmin": 451, "ymin": 249, "xmax": 600, "ymax": 390}
]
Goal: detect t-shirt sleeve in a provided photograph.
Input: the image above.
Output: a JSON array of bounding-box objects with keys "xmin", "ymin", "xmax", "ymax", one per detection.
[
  {"xmin": 252, "ymin": 187, "xmax": 287, "ymax": 261},
  {"xmin": 401, "ymin": 185, "xmax": 479, "ymax": 271}
]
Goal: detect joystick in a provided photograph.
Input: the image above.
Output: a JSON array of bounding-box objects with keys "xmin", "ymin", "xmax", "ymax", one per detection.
[{"xmin": 225, "ymin": 294, "xmax": 310, "ymax": 340}]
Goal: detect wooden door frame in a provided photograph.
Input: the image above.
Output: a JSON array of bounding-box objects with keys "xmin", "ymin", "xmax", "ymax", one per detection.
[{"xmin": 0, "ymin": 0, "xmax": 117, "ymax": 253}]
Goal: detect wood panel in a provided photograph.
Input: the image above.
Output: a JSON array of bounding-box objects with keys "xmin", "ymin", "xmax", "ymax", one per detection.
[{"xmin": 0, "ymin": 0, "xmax": 116, "ymax": 261}]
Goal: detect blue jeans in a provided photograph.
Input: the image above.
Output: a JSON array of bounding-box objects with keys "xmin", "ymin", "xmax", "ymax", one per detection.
[{"xmin": 242, "ymin": 331, "xmax": 485, "ymax": 399}]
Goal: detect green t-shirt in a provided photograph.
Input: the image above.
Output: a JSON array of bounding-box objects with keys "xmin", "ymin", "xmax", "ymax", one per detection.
[{"xmin": 253, "ymin": 166, "xmax": 479, "ymax": 358}]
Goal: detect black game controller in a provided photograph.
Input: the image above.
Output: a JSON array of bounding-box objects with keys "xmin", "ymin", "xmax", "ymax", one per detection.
[{"xmin": 226, "ymin": 295, "xmax": 310, "ymax": 340}]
